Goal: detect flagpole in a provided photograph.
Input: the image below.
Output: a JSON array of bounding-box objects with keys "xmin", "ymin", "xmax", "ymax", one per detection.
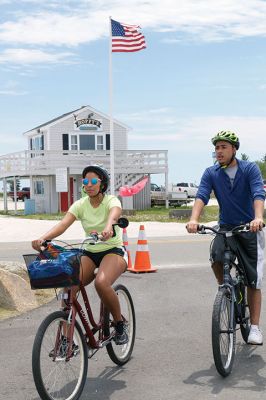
[{"xmin": 109, "ymin": 16, "xmax": 115, "ymax": 195}]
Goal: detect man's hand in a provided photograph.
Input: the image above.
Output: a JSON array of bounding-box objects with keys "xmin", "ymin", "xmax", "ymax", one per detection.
[
  {"xmin": 249, "ymin": 218, "xmax": 264, "ymax": 232},
  {"xmin": 186, "ymin": 220, "xmax": 199, "ymax": 233}
]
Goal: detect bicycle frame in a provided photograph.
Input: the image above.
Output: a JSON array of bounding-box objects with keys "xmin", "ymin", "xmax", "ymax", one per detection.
[
  {"xmin": 219, "ymin": 241, "xmax": 236, "ymax": 335},
  {"xmin": 196, "ymin": 223, "xmax": 255, "ymax": 376},
  {"xmin": 211, "ymin": 226, "xmax": 251, "ymax": 335},
  {"xmin": 199, "ymin": 224, "xmax": 250, "ymax": 331},
  {"xmin": 61, "ymin": 283, "xmax": 112, "ymax": 359}
]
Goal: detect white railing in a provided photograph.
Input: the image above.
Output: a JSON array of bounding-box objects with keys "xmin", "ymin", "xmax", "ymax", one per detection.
[{"xmin": 0, "ymin": 149, "xmax": 167, "ymax": 178}]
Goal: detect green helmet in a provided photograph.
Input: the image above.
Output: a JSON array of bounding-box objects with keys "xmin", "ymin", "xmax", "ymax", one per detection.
[{"xmin": 211, "ymin": 130, "xmax": 240, "ymax": 150}]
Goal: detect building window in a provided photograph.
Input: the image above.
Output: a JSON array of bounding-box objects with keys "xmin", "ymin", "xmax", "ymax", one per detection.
[
  {"xmin": 31, "ymin": 135, "xmax": 44, "ymax": 151},
  {"xmin": 80, "ymin": 135, "xmax": 95, "ymax": 150},
  {"xmin": 34, "ymin": 180, "xmax": 44, "ymax": 195},
  {"xmin": 70, "ymin": 135, "xmax": 78, "ymax": 150},
  {"xmin": 97, "ymin": 135, "xmax": 104, "ymax": 150},
  {"xmin": 63, "ymin": 133, "xmax": 106, "ymax": 151}
]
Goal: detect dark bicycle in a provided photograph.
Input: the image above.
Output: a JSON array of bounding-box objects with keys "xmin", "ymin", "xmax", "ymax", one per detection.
[
  {"xmin": 197, "ymin": 224, "xmax": 252, "ymax": 377},
  {"xmin": 23, "ymin": 217, "xmax": 135, "ymax": 400}
]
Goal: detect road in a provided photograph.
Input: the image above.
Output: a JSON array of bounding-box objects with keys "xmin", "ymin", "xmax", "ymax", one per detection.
[
  {"xmin": 0, "ymin": 235, "xmax": 212, "ymax": 268},
  {"xmin": 1, "ymin": 237, "xmax": 266, "ymax": 400}
]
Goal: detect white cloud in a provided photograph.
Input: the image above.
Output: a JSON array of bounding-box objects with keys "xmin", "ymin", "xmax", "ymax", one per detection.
[
  {"xmin": 0, "ymin": 89, "xmax": 28, "ymax": 95},
  {"xmin": 0, "ymin": 79, "xmax": 29, "ymax": 95},
  {"xmin": 0, "ymin": 12, "xmax": 107, "ymax": 47},
  {"xmin": 0, "ymin": 48, "xmax": 77, "ymax": 65},
  {"xmin": 1, "ymin": 0, "xmax": 266, "ymax": 49},
  {"xmin": 127, "ymin": 112, "xmax": 266, "ymax": 155},
  {"xmin": 127, "ymin": 113, "xmax": 266, "ymax": 182}
]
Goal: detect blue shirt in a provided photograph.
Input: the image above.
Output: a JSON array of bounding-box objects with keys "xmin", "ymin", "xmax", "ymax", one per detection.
[{"xmin": 196, "ymin": 159, "xmax": 265, "ymax": 225}]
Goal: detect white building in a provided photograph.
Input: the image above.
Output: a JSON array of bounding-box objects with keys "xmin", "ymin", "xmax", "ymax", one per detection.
[{"xmin": 0, "ymin": 105, "xmax": 168, "ymax": 213}]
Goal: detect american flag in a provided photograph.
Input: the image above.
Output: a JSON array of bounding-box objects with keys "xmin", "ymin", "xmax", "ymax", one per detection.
[{"xmin": 111, "ymin": 19, "xmax": 146, "ymax": 53}]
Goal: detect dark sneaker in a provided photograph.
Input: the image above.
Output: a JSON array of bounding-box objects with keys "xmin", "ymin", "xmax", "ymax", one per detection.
[
  {"xmin": 114, "ymin": 321, "xmax": 129, "ymax": 345},
  {"xmin": 49, "ymin": 337, "xmax": 79, "ymax": 358}
]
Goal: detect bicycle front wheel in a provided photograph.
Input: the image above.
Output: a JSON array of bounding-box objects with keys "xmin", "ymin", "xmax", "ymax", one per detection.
[
  {"xmin": 239, "ymin": 283, "xmax": 250, "ymax": 343},
  {"xmin": 212, "ymin": 287, "xmax": 236, "ymax": 377},
  {"xmin": 104, "ymin": 284, "xmax": 136, "ymax": 365},
  {"xmin": 32, "ymin": 311, "xmax": 88, "ymax": 400}
]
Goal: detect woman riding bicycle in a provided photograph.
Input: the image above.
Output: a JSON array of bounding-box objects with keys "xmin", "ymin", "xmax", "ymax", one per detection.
[
  {"xmin": 32, "ymin": 164, "xmax": 128, "ymax": 345},
  {"xmin": 186, "ymin": 131, "xmax": 265, "ymax": 345}
]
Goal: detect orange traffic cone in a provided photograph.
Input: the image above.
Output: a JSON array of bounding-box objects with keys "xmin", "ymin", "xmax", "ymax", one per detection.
[
  {"xmin": 128, "ymin": 225, "xmax": 157, "ymax": 273},
  {"xmin": 123, "ymin": 228, "xmax": 133, "ymax": 270}
]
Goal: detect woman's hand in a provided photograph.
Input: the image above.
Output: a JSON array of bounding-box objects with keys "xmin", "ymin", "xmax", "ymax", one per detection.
[
  {"xmin": 101, "ymin": 225, "xmax": 114, "ymax": 241},
  {"xmin": 32, "ymin": 239, "xmax": 45, "ymax": 252}
]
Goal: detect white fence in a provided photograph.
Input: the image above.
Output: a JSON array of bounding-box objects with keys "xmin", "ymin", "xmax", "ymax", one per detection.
[{"xmin": 0, "ymin": 149, "xmax": 167, "ymax": 178}]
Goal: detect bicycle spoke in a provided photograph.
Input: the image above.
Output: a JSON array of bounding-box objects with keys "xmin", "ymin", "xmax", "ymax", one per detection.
[
  {"xmin": 212, "ymin": 288, "xmax": 236, "ymax": 377},
  {"xmin": 32, "ymin": 311, "xmax": 88, "ymax": 400},
  {"xmin": 104, "ymin": 284, "xmax": 135, "ymax": 365}
]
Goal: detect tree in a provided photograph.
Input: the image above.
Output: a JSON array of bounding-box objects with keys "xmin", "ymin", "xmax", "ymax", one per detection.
[
  {"xmin": 241, "ymin": 153, "xmax": 249, "ymax": 161},
  {"xmin": 256, "ymin": 160, "xmax": 266, "ymax": 178},
  {"xmin": 261, "ymin": 154, "xmax": 266, "ymax": 163}
]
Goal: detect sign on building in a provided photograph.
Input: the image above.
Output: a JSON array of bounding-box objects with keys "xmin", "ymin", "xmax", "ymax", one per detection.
[{"xmin": 56, "ymin": 168, "xmax": 68, "ymax": 192}]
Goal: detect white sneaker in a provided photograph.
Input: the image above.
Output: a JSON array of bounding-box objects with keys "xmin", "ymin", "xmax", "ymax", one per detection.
[{"xmin": 247, "ymin": 325, "xmax": 263, "ymax": 345}]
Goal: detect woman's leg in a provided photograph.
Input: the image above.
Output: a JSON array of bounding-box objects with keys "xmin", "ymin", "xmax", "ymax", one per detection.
[
  {"xmin": 78, "ymin": 255, "xmax": 97, "ymax": 286},
  {"xmin": 56, "ymin": 256, "xmax": 97, "ymax": 349},
  {"xmin": 94, "ymin": 254, "xmax": 126, "ymax": 322},
  {"xmin": 62, "ymin": 255, "xmax": 96, "ymax": 306}
]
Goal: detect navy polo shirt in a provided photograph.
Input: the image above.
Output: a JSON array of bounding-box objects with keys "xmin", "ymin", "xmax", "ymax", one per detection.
[{"xmin": 196, "ymin": 159, "xmax": 265, "ymax": 225}]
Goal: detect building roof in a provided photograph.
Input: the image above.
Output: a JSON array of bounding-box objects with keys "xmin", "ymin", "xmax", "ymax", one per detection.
[
  {"xmin": 23, "ymin": 106, "xmax": 87, "ymax": 134},
  {"xmin": 23, "ymin": 105, "xmax": 130, "ymax": 135}
]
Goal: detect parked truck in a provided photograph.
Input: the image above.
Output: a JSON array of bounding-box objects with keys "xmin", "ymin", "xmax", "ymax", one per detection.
[
  {"xmin": 8, "ymin": 187, "xmax": 30, "ymax": 201},
  {"xmin": 174, "ymin": 182, "xmax": 199, "ymax": 198},
  {"xmin": 150, "ymin": 183, "xmax": 192, "ymax": 207}
]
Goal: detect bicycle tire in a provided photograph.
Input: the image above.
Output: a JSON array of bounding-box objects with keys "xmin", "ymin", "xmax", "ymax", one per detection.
[
  {"xmin": 212, "ymin": 287, "xmax": 236, "ymax": 377},
  {"xmin": 32, "ymin": 310, "xmax": 88, "ymax": 400},
  {"xmin": 104, "ymin": 284, "xmax": 136, "ymax": 365},
  {"xmin": 239, "ymin": 283, "xmax": 250, "ymax": 343}
]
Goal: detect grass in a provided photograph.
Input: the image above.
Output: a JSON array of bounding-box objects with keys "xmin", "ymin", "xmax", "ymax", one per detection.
[{"xmin": 0, "ymin": 206, "xmax": 220, "ymax": 223}]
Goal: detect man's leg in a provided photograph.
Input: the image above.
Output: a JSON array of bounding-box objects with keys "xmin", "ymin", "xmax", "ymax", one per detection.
[
  {"xmin": 247, "ymin": 287, "xmax": 263, "ymax": 345},
  {"xmin": 247, "ymin": 287, "xmax": 261, "ymax": 325},
  {"xmin": 212, "ymin": 261, "xmax": 223, "ymax": 284}
]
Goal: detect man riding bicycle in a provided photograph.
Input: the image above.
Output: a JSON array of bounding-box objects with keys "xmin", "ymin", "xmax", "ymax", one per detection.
[
  {"xmin": 32, "ymin": 165, "xmax": 128, "ymax": 345},
  {"xmin": 186, "ymin": 130, "xmax": 265, "ymax": 345}
]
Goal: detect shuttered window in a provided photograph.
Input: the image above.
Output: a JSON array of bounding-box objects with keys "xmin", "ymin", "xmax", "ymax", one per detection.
[
  {"xmin": 62, "ymin": 134, "xmax": 69, "ymax": 150},
  {"xmin": 106, "ymin": 134, "xmax": 110, "ymax": 150}
]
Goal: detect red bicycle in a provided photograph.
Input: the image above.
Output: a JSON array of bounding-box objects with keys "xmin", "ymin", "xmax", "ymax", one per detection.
[{"xmin": 24, "ymin": 218, "xmax": 135, "ymax": 400}]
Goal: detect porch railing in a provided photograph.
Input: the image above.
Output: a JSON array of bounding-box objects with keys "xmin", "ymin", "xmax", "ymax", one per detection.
[{"xmin": 0, "ymin": 149, "xmax": 168, "ymax": 178}]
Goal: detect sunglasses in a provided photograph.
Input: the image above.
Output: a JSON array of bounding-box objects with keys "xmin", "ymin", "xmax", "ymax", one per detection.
[{"xmin": 82, "ymin": 178, "xmax": 101, "ymax": 185}]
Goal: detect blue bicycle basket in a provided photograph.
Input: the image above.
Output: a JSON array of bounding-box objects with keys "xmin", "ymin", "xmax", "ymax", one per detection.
[{"xmin": 24, "ymin": 249, "xmax": 82, "ymax": 289}]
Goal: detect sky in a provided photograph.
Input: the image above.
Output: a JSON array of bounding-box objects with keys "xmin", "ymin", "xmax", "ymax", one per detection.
[{"xmin": 1, "ymin": 0, "xmax": 266, "ymax": 186}]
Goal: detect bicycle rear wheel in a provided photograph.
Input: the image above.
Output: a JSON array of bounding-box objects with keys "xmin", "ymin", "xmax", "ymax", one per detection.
[
  {"xmin": 32, "ymin": 310, "xmax": 88, "ymax": 400},
  {"xmin": 212, "ymin": 287, "xmax": 236, "ymax": 377},
  {"xmin": 239, "ymin": 283, "xmax": 250, "ymax": 343},
  {"xmin": 104, "ymin": 283, "xmax": 136, "ymax": 365}
]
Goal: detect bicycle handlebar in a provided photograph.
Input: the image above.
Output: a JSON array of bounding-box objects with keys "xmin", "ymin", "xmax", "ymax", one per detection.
[
  {"xmin": 197, "ymin": 223, "xmax": 265, "ymax": 236},
  {"xmin": 41, "ymin": 217, "xmax": 129, "ymax": 247}
]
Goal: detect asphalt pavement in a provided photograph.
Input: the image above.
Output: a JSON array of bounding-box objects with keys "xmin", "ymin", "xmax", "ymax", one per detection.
[
  {"xmin": 1, "ymin": 267, "xmax": 266, "ymax": 400},
  {"xmin": 1, "ymin": 205, "xmax": 266, "ymax": 400}
]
